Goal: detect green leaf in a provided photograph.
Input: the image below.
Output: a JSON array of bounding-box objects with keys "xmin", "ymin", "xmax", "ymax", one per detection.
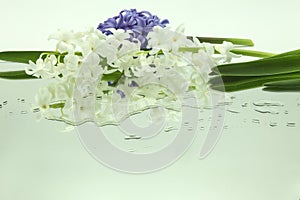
[
  {"xmin": 268, "ymin": 49, "xmax": 300, "ymax": 59},
  {"xmin": 209, "ymin": 71, "xmax": 300, "ymax": 92},
  {"xmin": 0, "ymin": 70, "xmax": 37, "ymax": 79},
  {"xmin": 0, "ymin": 51, "xmax": 54, "ymax": 64},
  {"xmin": 212, "ymin": 52, "xmax": 300, "ymax": 76}
]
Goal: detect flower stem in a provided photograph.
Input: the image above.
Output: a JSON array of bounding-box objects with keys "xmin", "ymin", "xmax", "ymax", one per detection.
[
  {"xmin": 231, "ymin": 49, "xmax": 276, "ymax": 58},
  {"xmin": 188, "ymin": 36, "xmax": 254, "ymax": 46},
  {"xmin": 179, "ymin": 47, "xmax": 275, "ymax": 58}
]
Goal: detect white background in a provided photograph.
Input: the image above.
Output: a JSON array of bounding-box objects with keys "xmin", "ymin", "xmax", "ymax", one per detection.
[
  {"xmin": 2, "ymin": 0, "xmax": 300, "ymax": 52},
  {"xmin": 1, "ymin": 0, "xmax": 300, "ymax": 200}
]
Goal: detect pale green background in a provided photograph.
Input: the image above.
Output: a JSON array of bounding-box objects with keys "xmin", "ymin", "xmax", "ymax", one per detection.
[{"xmin": 1, "ymin": 0, "xmax": 300, "ymax": 200}]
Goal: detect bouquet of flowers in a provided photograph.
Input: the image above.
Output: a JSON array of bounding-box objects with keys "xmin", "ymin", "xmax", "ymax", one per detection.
[{"xmin": 1, "ymin": 9, "xmax": 299, "ymax": 126}]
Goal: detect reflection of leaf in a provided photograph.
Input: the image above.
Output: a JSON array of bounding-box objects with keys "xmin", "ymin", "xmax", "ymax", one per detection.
[
  {"xmin": 264, "ymin": 78, "xmax": 300, "ymax": 87},
  {"xmin": 101, "ymin": 71, "xmax": 123, "ymax": 85},
  {"xmin": 49, "ymin": 102, "xmax": 65, "ymax": 109},
  {"xmin": 209, "ymin": 71, "xmax": 300, "ymax": 92},
  {"xmin": 0, "ymin": 70, "xmax": 37, "ymax": 79},
  {"xmin": 262, "ymin": 87, "xmax": 300, "ymax": 92},
  {"xmin": 262, "ymin": 78, "xmax": 300, "ymax": 92}
]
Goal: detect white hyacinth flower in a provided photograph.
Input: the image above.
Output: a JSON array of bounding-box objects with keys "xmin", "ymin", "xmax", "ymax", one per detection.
[
  {"xmin": 147, "ymin": 26, "xmax": 193, "ymax": 54},
  {"xmin": 147, "ymin": 26, "xmax": 173, "ymax": 53},
  {"xmin": 214, "ymin": 41, "xmax": 240, "ymax": 63},
  {"xmin": 25, "ymin": 55, "xmax": 58, "ymax": 79},
  {"xmin": 49, "ymin": 29, "xmax": 83, "ymax": 53}
]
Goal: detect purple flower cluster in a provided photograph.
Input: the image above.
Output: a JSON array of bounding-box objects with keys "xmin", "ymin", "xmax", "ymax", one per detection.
[{"xmin": 97, "ymin": 9, "xmax": 169, "ymax": 49}]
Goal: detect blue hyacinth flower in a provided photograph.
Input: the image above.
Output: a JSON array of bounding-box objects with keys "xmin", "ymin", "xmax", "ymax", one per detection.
[{"xmin": 97, "ymin": 9, "xmax": 169, "ymax": 49}]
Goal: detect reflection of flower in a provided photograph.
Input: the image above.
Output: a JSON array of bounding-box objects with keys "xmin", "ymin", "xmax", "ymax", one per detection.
[
  {"xmin": 97, "ymin": 9, "xmax": 169, "ymax": 49},
  {"xmin": 33, "ymin": 86, "xmax": 54, "ymax": 120}
]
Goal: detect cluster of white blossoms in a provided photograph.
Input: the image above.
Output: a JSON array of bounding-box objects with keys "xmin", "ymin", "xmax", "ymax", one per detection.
[{"xmin": 25, "ymin": 26, "xmax": 236, "ymax": 126}]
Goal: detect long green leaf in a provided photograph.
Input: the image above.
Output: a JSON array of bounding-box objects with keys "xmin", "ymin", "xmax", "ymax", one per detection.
[
  {"xmin": 209, "ymin": 71, "xmax": 300, "ymax": 92},
  {"xmin": 267, "ymin": 49, "xmax": 300, "ymax": 59},
  {"xmin": 0, "ymin": 51, "xmax": 53, "ymax": 64},
  {"xmin": 264, "ymin": 78, "xmax": 300, "ymax": 88},
  {"xmin": 212, "ymin": 53, "xmax": 300, "ymax": 76},
  {"xmin": 0, "ymin": 70, "xmax": 37, "ymax": 79}
]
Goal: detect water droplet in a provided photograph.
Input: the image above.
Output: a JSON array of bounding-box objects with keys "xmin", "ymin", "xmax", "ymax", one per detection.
[
  {"xmin": 226, "ymin": 109, "xmax": 240, "ymax": 114},
  {"xmin": 3, "ymin": 101, "xmax": 7, "ymax": 105},
  {"xmin": 284, "ymin": 110, "xmax": 289, "ymax": 114},
  {"xmin": 217, "ymin": 101, "xmax": 233, "ymax": 106},
  {"xmin": 20, "ymin": 110, "xmax": 28, "ymax": 114},
  {"xmin": 164, "ymin": 127, "xmax": 177, "ymax": 132},
  {"xmin": 269, "ymin": 122, "xmax": 278, "ymax": 127},
  {"xmin": 223, "ymin": 125, "xmax": 229, "ymax": 129},
  {"xmin": 184, "ymin": 121, "xmax": 189, "ymax": 126},
  {"xmin": 204, "ymin": 106, "xmax": 214, "ymax": 110},
  {"xmin": 188, "ymin": 127, "xmax": 193, "ymax": 131},
  {"xmin": 124, "ymin": 135, "xmax": 142, "ymax": 140},
  {"xmin": 21, "ymin": 99, "xmax": 25, "ymax": 103},
  {"xmin": 241, "ymin": 103, "xmax": 248, "ymax": 107},
  {"xmin": 96, "ymin": 96, "xmax": 102, "ymax": 100},
  {"xmin": 200, "ymin": 126, "xmax": 205, "ymax": 131},
  {"xmin": 287, "ymin": 122, "xmax": 296, "ymax": 127},
  {"xmin": 0, "ymin": 104, "xmax": 2, "ymax": 109},
  {"xmin": 253, "ymin": 100, "xmax": 284, "ymax": 107},
  {"xmin": 252, "ymin": 119, "xmax": 260, "ymax": 124},
  {"xmin": 33, "ymin": 108, "xmax": 40, "ymax": 113},
  {"xmin": 254, "ymin": 108, "xmax": 279, "ymax": 114}
]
